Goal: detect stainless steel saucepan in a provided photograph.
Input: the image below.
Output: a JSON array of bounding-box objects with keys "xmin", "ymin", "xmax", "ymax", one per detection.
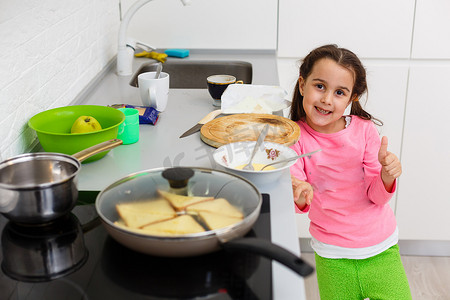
[
  {"xmin": 95, "ymin": 167, "xmax": 314, "ymax": 277},
  {"xmin": 0, "ymin": 139, "xmax": 122, "ymax": 224}
]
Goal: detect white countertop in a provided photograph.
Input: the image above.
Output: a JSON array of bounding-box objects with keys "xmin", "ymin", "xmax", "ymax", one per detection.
[{"xmin": 75, "ymin": 51, "xmax": 307, "ymax": 299}]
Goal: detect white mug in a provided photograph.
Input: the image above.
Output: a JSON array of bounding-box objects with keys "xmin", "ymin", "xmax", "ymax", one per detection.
[{"xmin": 138, "ymin": 71, "xmax": 170, "ymax": 111}]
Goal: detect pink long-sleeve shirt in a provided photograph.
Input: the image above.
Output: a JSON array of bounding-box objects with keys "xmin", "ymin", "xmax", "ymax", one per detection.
[{"xmin": 290, "ymin": 116, "xmax": 397, "ymax": 248}]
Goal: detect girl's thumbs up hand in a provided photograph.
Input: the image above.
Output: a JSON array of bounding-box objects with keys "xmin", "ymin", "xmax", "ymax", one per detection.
[{"xmin": 378, "ymin": 136, "xmax": 402, "ymax": 192}]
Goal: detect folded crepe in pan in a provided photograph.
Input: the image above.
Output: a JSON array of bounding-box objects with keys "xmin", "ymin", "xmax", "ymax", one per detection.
[
  {"xmin": 186, "ymin": 198, "xmax": 244, "ymax": 219},
  {"xmin": 140, "ymin": 215, "xmax": 205, "ymax": 236},
  {"xmin": 116, "ymin": 199, "xmax": 176, "ymax": 229},
  {"xmin": 197, "ymin": 211, "xmax": 243, "ymax": 230},
  {"xmin": 157, "ymin": 189, "xmax": 214, "ymax": 211}
]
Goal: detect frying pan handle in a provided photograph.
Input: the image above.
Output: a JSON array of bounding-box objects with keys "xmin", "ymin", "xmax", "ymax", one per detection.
[{"xmin": 221, "ymin": 237, "xmax": 314, "ymax": 277}]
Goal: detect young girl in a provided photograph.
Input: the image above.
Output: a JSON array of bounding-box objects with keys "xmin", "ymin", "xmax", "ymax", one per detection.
[{"xmin": 289, "ymin": 44, "xmax": 412, "ymax": 299}]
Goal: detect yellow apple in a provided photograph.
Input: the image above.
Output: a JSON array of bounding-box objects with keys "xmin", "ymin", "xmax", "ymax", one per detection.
[{"xmin": 71, "ymin": 116, "xmax": 102, "ymax": 133}]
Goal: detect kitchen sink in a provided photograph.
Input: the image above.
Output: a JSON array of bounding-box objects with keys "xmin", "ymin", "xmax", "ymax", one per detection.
[{"xmin": 129, "ymin": 60, "xmax": 252, "ymax": 89}]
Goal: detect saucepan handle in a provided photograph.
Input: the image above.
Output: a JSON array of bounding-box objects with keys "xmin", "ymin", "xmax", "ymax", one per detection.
[
  {"xmin": 221, "ymin": 237, "xmax": 314, "ymax": 277},
  {"xmin": 72, "ymin": 139, "xmax": 123, "ymax": 162}
]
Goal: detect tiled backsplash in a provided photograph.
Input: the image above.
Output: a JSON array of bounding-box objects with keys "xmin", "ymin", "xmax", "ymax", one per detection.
[{"xmin": 0, "ymin": 0, "xmax": 119, "ymax": 161}]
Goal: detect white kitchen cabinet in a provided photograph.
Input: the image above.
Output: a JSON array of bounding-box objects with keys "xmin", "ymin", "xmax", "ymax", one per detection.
[
  {"xmin": 277, "ymin": 0, "xmax": 415, "ymax": 59},
  {"xmin": 277, "ymin": 59, "xmax": 408, "ymax": 160},
  {"xmin": 296, "ymin": 214, "xmax": 311, "ymax": 239},
  {"xmin": 411, "ymin": 0, "xmax": 450, "ymax": 59},
  {"xmin": 277, "ymin": 57, "xmax": 300, "ymax": 102},
  {"xmin": 362, "ymin": 62, "xmax": 408, "ymax": 157},
  {"xmin": 284, "ymin": 59, "xmax": 409, "ymax": 238},
  {"xmin": 120, "ymin": 0, "xmax": 278, "ymax": 50},
  {"xmin": 395, "ymin": 65, "xmax": 450, "ymax": 240},
  {"xmin": 278, "ymin": 0, "xmax": 450, "ymax": 244}
]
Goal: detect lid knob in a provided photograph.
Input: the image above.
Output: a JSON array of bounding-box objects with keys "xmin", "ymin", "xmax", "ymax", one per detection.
[{"xmin": 161, "ymin": 167, "xmax": 194, "ymax": 189}]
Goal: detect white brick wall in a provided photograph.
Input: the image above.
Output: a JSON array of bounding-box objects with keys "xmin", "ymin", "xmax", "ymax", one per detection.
[{"xmin": 0, "ymin": 0, "xmax": 120, "ymax": 161}]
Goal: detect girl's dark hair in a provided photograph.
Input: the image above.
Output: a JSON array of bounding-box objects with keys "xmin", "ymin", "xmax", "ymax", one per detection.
[{"xmin": 289, "ymin": 44, "xmax": 382, "ymax": 125}]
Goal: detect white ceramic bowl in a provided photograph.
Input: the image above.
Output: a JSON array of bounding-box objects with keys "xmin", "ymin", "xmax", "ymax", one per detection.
[{"xmin": 213, "ymin": 141, "xmax": 298, "ymax": 185}]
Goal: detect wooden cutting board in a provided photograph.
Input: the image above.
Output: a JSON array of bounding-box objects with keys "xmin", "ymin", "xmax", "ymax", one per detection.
[{"xmin": 200, "ymin": 113, "xmax": 300, "ymax": 148}]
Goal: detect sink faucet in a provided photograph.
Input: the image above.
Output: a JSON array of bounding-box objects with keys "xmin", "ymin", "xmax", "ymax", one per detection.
[{"xmin": 117, "ymin": 0, "xmax": 192, "ymax": 76}]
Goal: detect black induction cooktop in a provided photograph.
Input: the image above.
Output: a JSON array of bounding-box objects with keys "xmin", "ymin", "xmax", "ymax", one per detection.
[{"xmin": 0, "ymin": 193, "xmax": 273, "ymax": 300}]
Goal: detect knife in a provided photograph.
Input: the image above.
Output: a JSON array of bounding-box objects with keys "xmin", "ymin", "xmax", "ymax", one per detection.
[{"xmin": 179, "ymin": 109, "xmax": 223, "ymax": 138}]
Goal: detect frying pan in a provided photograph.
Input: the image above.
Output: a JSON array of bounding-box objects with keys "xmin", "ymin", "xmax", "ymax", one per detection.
[
  {"xmin": 0, "ymin": 139, "xmax": 123, "ymax": 224},
  {"xmin": 95, "ymin": 167, "xmax": 313, "ymax": 277}
]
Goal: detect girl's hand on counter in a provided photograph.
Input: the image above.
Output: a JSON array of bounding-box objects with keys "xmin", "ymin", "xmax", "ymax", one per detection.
[{"xmin": 291, "ymin": 175, "xmax": 313, "ymax": 211}]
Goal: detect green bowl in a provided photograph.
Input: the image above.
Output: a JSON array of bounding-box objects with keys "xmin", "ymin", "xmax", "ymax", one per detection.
[{"xmin": 28, "ymin": 105, "xmax": 125, "ymax": 163}]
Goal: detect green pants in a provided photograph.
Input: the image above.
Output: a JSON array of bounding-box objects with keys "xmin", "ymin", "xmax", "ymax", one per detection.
[{"xmin": 315, "ymin": 244, "xmax": 412, "ymax": 300}]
